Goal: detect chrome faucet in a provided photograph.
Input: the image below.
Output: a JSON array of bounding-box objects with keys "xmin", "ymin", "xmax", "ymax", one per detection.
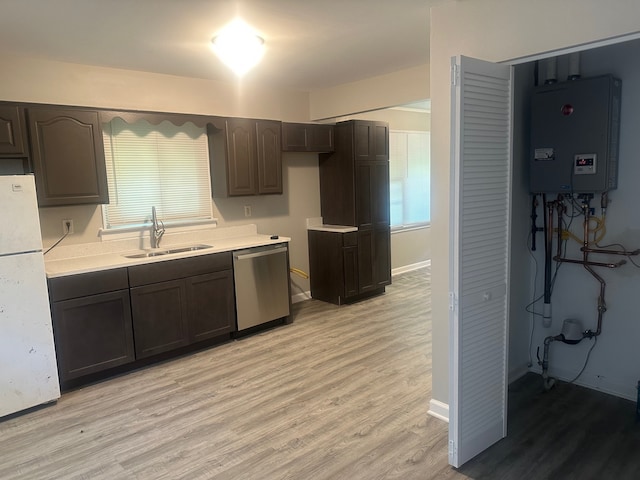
[{"xmin": 151, "ymin": 206, "xmax": 165, "ymax": 248}]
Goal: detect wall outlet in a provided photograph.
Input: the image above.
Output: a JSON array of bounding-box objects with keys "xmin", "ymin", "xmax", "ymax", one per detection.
[
  {"xmin": 62, "ymin": 219, "xmax": 74, "ymax": 235},
  {"xmin": 244, "ymin": 205, "xmax": 252, "ymax": 217}
]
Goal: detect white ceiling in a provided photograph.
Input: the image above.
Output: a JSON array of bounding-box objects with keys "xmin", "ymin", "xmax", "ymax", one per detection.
[{"xmin": 0, "ymin": 0, "xmax": 447, "ymax": 92}]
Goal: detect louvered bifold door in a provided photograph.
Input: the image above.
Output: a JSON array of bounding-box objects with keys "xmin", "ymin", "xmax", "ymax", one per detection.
[{"xmin": 449, "ymin": 55, "xmax": 513, "ymax": 468}]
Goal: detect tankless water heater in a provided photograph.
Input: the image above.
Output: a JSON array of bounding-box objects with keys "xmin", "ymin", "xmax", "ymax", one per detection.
[{"xmin": 529, "ymin": 74, "xmax": 621, "ymax": 193}]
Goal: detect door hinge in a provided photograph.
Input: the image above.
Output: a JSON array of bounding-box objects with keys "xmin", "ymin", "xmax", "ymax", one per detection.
[
  {"xmin": 449, "ymin": 292, "xmax": 457, "ymax": 312},
  {"xmin": 448, "ymin": 439, "xmax": 456, "ymax": 458},
  {"xmin": 451, "ymin": 63, "xmax": 459, "ymax": 86}
]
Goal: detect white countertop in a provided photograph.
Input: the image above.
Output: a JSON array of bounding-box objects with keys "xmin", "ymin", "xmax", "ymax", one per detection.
[
  {"xmin": 45, "ymin": 224, "xmax": 290, "ymax": 278},
  {"xmin": 305, "ymin": 217, "xmax": 357, "ymax": 233},
  {"xmin": 307, "ymin": 224, "xmax": 358, "ymax": 233}
]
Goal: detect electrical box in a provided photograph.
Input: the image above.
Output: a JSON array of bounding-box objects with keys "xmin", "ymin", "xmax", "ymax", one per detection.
[{"xmin": 529, "ymin": 75, "xmax": 621, "ymax": 193}]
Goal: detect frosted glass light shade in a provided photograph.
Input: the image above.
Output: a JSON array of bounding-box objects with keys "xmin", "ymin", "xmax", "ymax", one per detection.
[{"xmin": 212, "ymin": 20, "xmax": 264, "ymax": 77}]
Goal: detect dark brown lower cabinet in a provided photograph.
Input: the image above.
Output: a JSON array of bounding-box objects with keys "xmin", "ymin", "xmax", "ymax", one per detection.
[
  {"xmin": 130, "ymin": 280, "xmax": 189, "ymax": 359},
  {"xmin": 309, "ymin": 228, "xmax": 390, "ymax": 305},
  {"xmin": 187, "ymin": 270, "xmax": 235, "ymax": 343},
  {"xmin": 49, "ymin": 268, "xmax": 134, "ymax": 382},
  {"xmin": 128, "ymin": 252, "xmax": 236, "ymax": 359},
  {"xmin": 50, "ymin": 252, "xmax": 236, "ymax": 385},
  {"xmin": 358, "ymin": 226, "xmax": 391, "ymax": 292}
]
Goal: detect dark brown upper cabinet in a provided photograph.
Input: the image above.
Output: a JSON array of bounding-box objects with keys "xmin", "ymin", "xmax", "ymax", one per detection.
[
  {"xmin": 316, "ymin": 120, "xmax": 391, "ymax": 299},
  {"xmin": 0, "ymin": 104, "xmax": 28, "ymax": 157},
  {"xmin": 211, "ymin": 117, "xmax": 282, "ymax": 196},
  {"xmin": 27, "ymin": 107, "xmax": 108, "ymax": 206},
  {"xmin": 319, "ymin": 120, "xmax": 390, "ymax": 227},
  {"xmin": 354, "ymin": 121, "xmax": 389, "ymax": 163},
  {"xmin": 282, "ymin": 122, "xmax": 334, "ymax": 152},
  {"xmin": 256, "ymin": 120, "xmax": 282, "ymax": 194}
]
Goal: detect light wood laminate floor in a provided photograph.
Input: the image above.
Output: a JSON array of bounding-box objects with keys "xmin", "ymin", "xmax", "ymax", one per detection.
[{"xmin": 1, "ymin": 267, "xmax": 640, "ymax": 479}]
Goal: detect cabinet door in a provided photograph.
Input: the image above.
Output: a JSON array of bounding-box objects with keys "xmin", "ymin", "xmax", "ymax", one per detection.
[
  {"xmin": 373, "ymin": 226, "xmax": 392, "ymax": 288},
  {"xmin": 356, "ymin": 161, "xmax": 390, "ymax": 228},
  {"xmin": 281, "ymin": 123, "xmax": 308, "ymax": 151},
  {"xmin": 131, "ymin": 280, "xmax": 189, "ymax": 358},
  {"xmin": 371, "ymin": 161, "xmax": 390, "ymax": 228},
  {"xmin": 0, "ymin": 105, "xmax": 27, "ymax": 156},
  {"xmin": 372, "ymin": 122, "xmax": 389, "ymax": 161},
  {"xmin": 282, "ymin": 123, "xmax": 334, "ymax": 152},
  {"xmin": 310, "ymin": 124, "xmax": 334, "ymax": 152},
  {"xmin": 226, "ymin": 117, "xmax": 257, "ymax": 196},
  {"xmin": 343, "ymin": 245, "xmax": 359, "ymax": 298},
  {"xmin": 52, "ymin": 290, "xmax": 134, "ymax": 381},
  {"xmin": 256, "ymin": 120, "xmax": 282, "ymax": 194},
  {"xmin": 356, "ymin": 162, "xmax": 373, "ymax": 228},
  {"xmin": 28, "ymin": 107, "xmax": 108, "ymax": 206},
  {"xmin": 354, "ymin": 121, "xmax": 389, "ymax": 163},
  {"xmin": 187, "ymin": 270, "xmax": 236, "ymax": 342},
  {"xmin": 356, "ymin": 227, "xmax": 391, "ymax": 293},
  {"xmin": 357, "ymin": 229, "xmax": 376, "ymax": 293}
]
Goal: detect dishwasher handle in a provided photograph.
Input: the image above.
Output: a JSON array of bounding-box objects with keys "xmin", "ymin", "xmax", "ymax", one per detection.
[{"xmin": 234, "ymin": 246, "xmax": 288, "ymax": 261}]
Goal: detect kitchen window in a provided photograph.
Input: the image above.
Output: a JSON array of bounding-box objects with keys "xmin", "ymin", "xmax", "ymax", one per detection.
[
  {"xmin": 101, "ymin": 118, "xmax": 214, "ymax": 231},
  {"xmin": 389, "ymin": 130, "xmax": 430, "ymax": 229}
]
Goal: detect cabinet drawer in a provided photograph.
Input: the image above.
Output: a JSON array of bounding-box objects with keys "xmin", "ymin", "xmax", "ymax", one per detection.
[
  {"xmin": 343, "ymin": 232, "xmax": 358, "ymax": 247},
  {"xmin": 49, "ymin": 268, "xmax": 129, "ymax": 302},
  {"xmin": 128, "ymin": 252, "xmax": 232, "ymax": 287}
]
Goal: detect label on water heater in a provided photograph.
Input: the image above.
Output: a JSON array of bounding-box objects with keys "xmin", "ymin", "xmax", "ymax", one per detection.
[
  {"xmin": 574, "ymin": 153, "xmax": 597, "ymax": 175},
  {"xmin": 534, "ymin": 147, "xmax": 555, "ymax": 161}
]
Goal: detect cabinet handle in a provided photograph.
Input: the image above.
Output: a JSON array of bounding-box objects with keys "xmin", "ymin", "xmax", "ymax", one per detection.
[{"xmin": 234, "ymin": 246, "xmax": 288, "ymax": 261}]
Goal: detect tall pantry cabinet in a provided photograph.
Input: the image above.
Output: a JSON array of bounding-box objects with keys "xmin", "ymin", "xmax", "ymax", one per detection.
[{"xmin": 310, "ymin": 120, "xmax": 391, "ymax": 304}]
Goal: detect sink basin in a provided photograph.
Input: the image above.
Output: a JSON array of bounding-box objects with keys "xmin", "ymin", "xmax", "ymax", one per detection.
[
  {"xmin": 124, "ymin": 244, "xmax": 212, "ymax": 259},
  {"xmin": 165, "ymin": 245, "xmax": 212, "ymax": 254}
]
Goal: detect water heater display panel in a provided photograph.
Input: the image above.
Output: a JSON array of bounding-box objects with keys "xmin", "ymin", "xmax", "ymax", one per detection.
[
  {"xmin": 574, "ymin": 154, "xmax": 596, "ymax": 175},
  {"xmin": 529, "ymin": 75, "xmax": 621, "ymax": 193}
]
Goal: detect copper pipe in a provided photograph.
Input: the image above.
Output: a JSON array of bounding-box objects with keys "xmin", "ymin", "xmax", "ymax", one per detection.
[
  {"xmin": 581, "ymin": 203, "xmax": 606, "ymax": 337},
  {"xmin": 543, "ymin": 194, "xmax": 553, "ymax": 304},
  {"xmin": 552, "ymin": 255, "xmax": 625, "ymax": 268},
  {"xmin": 584, "ymin": 263, "xmax": 606, "ymax": 337},
  {"xmin": 556, "ymin": 197, "xmax": 564, "ymax": 259},
  {"xmin": 581, "ymin": 247, "xmax": 640, "ymax": 256}
]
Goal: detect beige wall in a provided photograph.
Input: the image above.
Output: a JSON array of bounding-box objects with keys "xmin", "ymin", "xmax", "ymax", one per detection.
[
  {"xmin": 0, "ymin": 53, "xmax": 310, "ymax": 121},
  {"xmin": 391, "ymin": 227, "xmax": 431, "ymax": 271},
  {"xmin": 8, "ymin": 53, "xmax": 430, "ymax": 295},
  {"xmin": 430, "ymin": 0, "xmax": 640, "ymax": 408},
  {"xmin": 328, "ymin": 108, "xmax": 431, "ymax": 271},
  {"xmin": 309, "ymin": 64, "xmax": 429, "ymax": 120}
]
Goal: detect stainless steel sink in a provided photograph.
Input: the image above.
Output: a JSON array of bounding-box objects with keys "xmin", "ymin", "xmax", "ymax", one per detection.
[{"xmin": 124, "ymin": 244, "xmax": 212, "ymax": 259}]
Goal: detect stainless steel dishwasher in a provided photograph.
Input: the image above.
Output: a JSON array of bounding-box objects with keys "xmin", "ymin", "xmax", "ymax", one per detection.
[{"xmin": 233, "ymin": 243, "xmax": 290, "ymax": 331}]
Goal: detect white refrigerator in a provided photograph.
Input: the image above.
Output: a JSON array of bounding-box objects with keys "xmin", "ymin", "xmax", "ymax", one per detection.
[{"xmin": 0, "ymin": 175, "xmax": 60, "ymax": 418}]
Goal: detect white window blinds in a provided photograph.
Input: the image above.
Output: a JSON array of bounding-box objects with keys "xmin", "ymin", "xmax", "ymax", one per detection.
[
  {"xmin": 389, "ymin": 130, "xmax": 430, "ymax": 227},
  {"xmin": 102, "ymin": 118, "xmax": 213, "ymax": 229}
]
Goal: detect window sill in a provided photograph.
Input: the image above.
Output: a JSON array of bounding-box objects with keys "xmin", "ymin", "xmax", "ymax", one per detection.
[
  {"xmin": 99, "ymin": 218, "xmax": 218, "ymax": 241},
  {"xmin": 391, "ymin": 223, "xmax": 431, "ymax": 234}
]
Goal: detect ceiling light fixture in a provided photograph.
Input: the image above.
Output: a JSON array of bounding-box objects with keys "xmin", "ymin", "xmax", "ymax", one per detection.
[{"xmin": 211, "ymin": 19, "xmax": 264, "ymax": 77}]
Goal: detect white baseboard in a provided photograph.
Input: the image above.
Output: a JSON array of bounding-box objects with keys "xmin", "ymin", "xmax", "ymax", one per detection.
[
  {"xmin": 392, "ymin": 260, "xmax": 431, "ymax": 276},
  {"xmin": 509, "ymin": 364, "xmax": 530, "ymax": 384},
  {"xmin": 428, "ymin": 398, "xmax": 449, "ymax": 423},
  {"xmin": 291, "ymin": 291, "xmax": 312, "ymax": 304},
  {"xmin": 292, "ymin": 262, "xmax": 430, "ymax": 304},
  {"xmin": 527, "ymin": 365, "xmax": 637, "ymax": 402}
]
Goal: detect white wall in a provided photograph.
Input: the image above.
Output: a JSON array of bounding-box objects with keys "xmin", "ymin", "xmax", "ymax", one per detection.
[
  {"xmin": 525, "ymin": 40, "xmax": 640, "ymax": 400},
  {"xmin": 430, "ymin": 0, "xmax": 640, "ymax": 408}
]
